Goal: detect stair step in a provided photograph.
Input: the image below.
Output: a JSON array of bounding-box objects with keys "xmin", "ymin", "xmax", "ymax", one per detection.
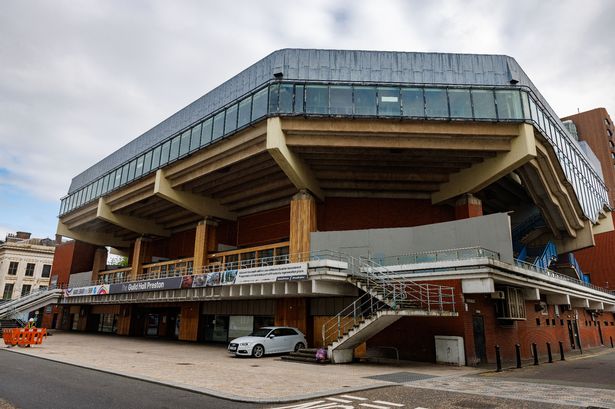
[
  {"xmin": 289, "ymin": 351, "xmax": 319, "ymax": 358},
  {"xmin": 281, "ymin": 355, "xmax": 330, "ymax": 364}
]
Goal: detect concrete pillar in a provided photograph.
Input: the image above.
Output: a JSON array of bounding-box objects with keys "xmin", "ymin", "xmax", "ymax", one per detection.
[
  {"xmin": 289, "ymin": 190, "xmax": 317, "ymax": 261},
  {"xmin": 455, "ymin": 193, "xmax": 483, "ymax": 220},
  {"xmin": 193, "ymin": 219, "xmax": 218, "ymax": 274},
  {"xmin": 130, "ymin": 237, "xmax": 151, "ymax": 280}
]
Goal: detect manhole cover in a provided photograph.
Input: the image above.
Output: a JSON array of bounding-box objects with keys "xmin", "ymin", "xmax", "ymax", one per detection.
[
  {"xmin": 364, "ymin": 371, "xmax": 436, "ymax": 383},
  {"xmin": 176, "ymin": 362, "xmax": 194, "ymax": 366}
]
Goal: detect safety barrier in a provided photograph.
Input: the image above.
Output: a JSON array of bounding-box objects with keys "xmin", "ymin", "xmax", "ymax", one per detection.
[{"xmin": 2, "ymin": 328, "xmax": 47, "ymax": 347}]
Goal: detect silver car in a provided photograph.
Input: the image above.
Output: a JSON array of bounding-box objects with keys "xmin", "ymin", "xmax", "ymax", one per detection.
[{"xmin": 228, "ymin": 326, "xmax": 307, "ymax": 358}]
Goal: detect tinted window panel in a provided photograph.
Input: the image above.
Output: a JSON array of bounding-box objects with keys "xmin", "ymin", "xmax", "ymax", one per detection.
[
  {"xmin": 305, "ymin": 85, "xmax": 329, "ymax": 114},
  {"xmin": 160, "ymin": 141, "xmax": 171, "ymax": 166},
  {"xmin": 169, "ymin": 136, "xmax": 180, "ymax": 161},
  {"xmin": 224, "ymin": 104, "xmax": 238, "ymax": 134},
  {"xmin": 113, "ymin": 169, "xmax": 122, "ymax": 189},
  {"xmin": 201, "ymin": 118, "xmax": 213, "ymax": 146},
  {"xmin": 294, "ymin": 85, "xmax": 304, "ymax": 113},
  {"xmin": 135, "ymin": 155, "xmax": 144, "ymax": 178},
  {"xmin": 424, "ymin": 88, "xmax": 449, "ymax": 117},
  {"xmin": 279, "ymin": 84, "xmax": 294, "ymax": 113},
  {"xmin": 448, "ymin": 89, "xmax": 472, "ymax": 118},
  {"xmin": 179, "ymin": 130, "xmax": 191, "ymax": 156},
  {"xmin": 120, "ymin": 164, "xmax": 130, "ymax": 185},
  {"xmin": 238, "ymin": 97, "xmax": 252, "ymax": 128},
  {"xmin": 378, "ymin": 87, "xmax": 400, "ymax": 116},
  {"xmin": 268, "ymin": 83, "xmax": 279, "ymax": 113},
  {"xmin": 252, "ymin": 88, "xmax": 268, "ymax": 120},
  {"xmin": 142, "ymin": 151, "xmax": 153, "ymax": 174},
  {"xmin": 212, "ymin": 112, "xmax": 225, "ymax": 140},
  {"xmin": 401, "ymin": 88, "xmax": 424, "ymax": 117},
  {"xmin": 471, "ymin": 89, "xmax": 496, "ymax": 119},
  {"xmin": 190, "ymin": 124, "xmax": 201, "ymax": 151},
  {"xmin": 151, "ymin": 146, "xmax": 161, "ymax": 169},
  {"xmin": 354, "ymin": 86, "xmax": 377, "ymax": 116},
  {"xmin": 495, "ymin": 90, "xmax": 522, "ymax": 119},
  {"xmin": 329, "ymin": 86, "xmax": 352, "ymax": 115}
]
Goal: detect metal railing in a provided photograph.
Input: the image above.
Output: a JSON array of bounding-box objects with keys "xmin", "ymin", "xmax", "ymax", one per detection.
[
  {"xmin": 0, "ymin": 288, "xmax": 63, "ymax": 319},
  {"xmin": 378, "ymin": 247, "xmax": 500, "ymax": 266},
  {"xmin": 321, "ymin": 254, "xmax": 456, "ymax": 348}
]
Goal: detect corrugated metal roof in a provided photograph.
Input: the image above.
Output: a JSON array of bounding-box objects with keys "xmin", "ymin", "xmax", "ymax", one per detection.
[{"xmin": 68, "ymin": 49, "xmax": 552, "ymax": 194}]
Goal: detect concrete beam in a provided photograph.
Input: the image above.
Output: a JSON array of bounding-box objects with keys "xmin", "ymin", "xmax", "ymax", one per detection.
[
  {"xmin": 154, "ymin": 169, "xmax": 236, "ymax": 220},
  {"xmin": 461, "ymin": 278, "xmax": 495, "ymax": 294},
  {"xmin": 266, "ymin": 117, "xmax": 324, "ymax": 201},
  {"xmin": 553, "ymin": 220, "xmax": 596, "ymax": 253},
  {"xmin": 593, "ymin": 211, "xmax": 615, "ymax": 235},
  {"xmin": 523, "ymin": 288, "xmax": 541, "ymax": 301},
  {"xmin": 96, "ymin": 198, "xmax": 170, "ymax": 237},
  {"xmin": 589, "ymin": 300, "xmax": 604, "ymax": 310},
  {"xmin": 56, "ymin": 220, "xmax": 130, "ymax": 248},
  {"xmin": 432, "ymin": 123, "xmax": 536, "ymax": 203},
  {"xmin": 546, "ymin": 294, "xmax": 570, "ymax": 305},
  {"xmin": 570, "ymin": 297, "xmax": 590, "ymax": 309}
]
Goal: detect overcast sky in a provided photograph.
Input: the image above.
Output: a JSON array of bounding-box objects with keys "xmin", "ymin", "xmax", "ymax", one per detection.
[{"xmin": 0, "ymin": 0, "xmax": 614, "ymax": 239}]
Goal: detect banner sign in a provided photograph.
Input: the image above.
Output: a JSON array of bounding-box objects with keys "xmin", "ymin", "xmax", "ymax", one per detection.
[
  {"xmin": 109, "ymin": 277, "xmax": 183, "ymax": 294},
  {"xmin": 65, "ymin": 284, "xmax": 109, "ymax": 297},
  {"xmin": 234, "ymin": 263, "xmax": 308, "ymax": 284}
]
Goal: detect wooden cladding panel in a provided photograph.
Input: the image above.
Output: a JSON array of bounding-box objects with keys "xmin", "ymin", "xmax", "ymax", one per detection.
[
  {"xmin": 116, "ymin": 306, "xmax": 132, "ymax": 336},
  {"xmin": 237, "ymin": 205, "xmax": 290, "ymax": 247},
  {"xmin": 275, "ymin": 298, "xmax": 307, "ymax": 336},
  {"xmin": 179, "ymin": 303, "xmax": 200, "ymax": 341},
  {"xmin": 289, "ymin": 191, "xmax": 317, "ymax": 257}
]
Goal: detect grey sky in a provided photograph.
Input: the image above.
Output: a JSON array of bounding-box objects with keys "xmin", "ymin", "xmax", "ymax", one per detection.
[{"xmin": 0, "ymin": 0, "xmax": 613, "ymax": 238}]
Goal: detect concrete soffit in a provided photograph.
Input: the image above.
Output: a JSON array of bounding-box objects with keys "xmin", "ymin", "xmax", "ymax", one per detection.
[
  {"xmin": 96, "ymin": 197, "xmax": 170, "ymax": 237},
  {"xmin": 154, "ymin": 169, "xmax": 237, "ymax": 221},
  {"xmin": 56, "ymin": 220, "xmax": 130, "ymax": 248},
  {"xmin": 266, "ymin": 117, "xmax": 324, "ymax": 201},
  {"xmin": 432, "ymin": 123, "xmax": 536, "ymax": 204}
]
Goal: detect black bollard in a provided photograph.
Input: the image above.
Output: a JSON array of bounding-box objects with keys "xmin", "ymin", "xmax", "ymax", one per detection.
[
  {"xmin": 495, "ymin": 345, "xmax": 502, "ymax": 372},
  {"xmin": 611, "ymin": 336, "xmax": 614, "ymax": 348},
  {"xmin": 532, "ymin": 342, "xmax": 539, "ymax": 365},
  {"xmin": 559, "ymin": 341, "xmax": 565, "ymax": 361},
  {"xmin": 546, "ymin": 342, "xmax": 553, "ymax": 363},
  {"xmin": 515, "ymin": 344, "xmax": 522, "ymax": 368}
]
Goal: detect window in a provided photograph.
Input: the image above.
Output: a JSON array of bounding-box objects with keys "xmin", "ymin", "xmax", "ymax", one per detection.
[
  {"xmin": 169, "ymin": 135, "xmax": 181, "ymax": 161},
  {"xmin": 378, "ymin": 87, "xmax": 401, "ymax": 116},
  {"xmin": 200, "ymin": 118, "xmax": 213, "ymax": 146},
  {"xmin": 212, "ymin": 112, "xmax": 225, "ymax": 140},
  {"xmin": 448, "ymin": 89, "xmax": 472, "ymax": 119},
  {"xmin": 142, "ymin": 151, "xmax": 153, "ymax": 174},
  {"xmin": 495, "ymin": 90, "xmax": 522, "ymax": 119},
  {"xmin": 279, "ymin": 84, "xmax": 294, "ymax": 113},
  {"xmin": 38, "ymin": 286, "xmax": 48, "ymax": 292},
  {"xmin": 25, "ymin": 263, "xmax": 35, "ymax": 276},
  {"xmin": 8, "ymin": 262, "xmax": 18, "ymax": 275},
  {"xmin": 294, "ymin": 85, "xmax": 304, "ymax": 113},
  {"xmin": 2, "ymin": 284, "xmax": 14, "ymax": 300},
  {"xmin": 237, "ymin": 97, "xmax": 252, "ymax": 128},
  {"xmin": 608, "ymin": 129, "xmax": 613, "ymax": 138},
  {"xmin": 224, "ymin": 104, "xmax": 238, "ymax": 135},
  {"xmin": 190, "ymin": 124, "xmax": 201, "ymax": 152},
  {"xmin": 471, "ymin": 89, "xmax": 496, "ymax": 119},
  {"xmin": 305, "ymin": 85, "xmax": 329, "ymax": 114},
  {"xmin": 150, "ymin": 146, "xmax": 161, "ymax": 170},
  {"xmin": 127, "ymin": 159, "xmax": 137, "ymax": 181},
  {"xmin": 159, "ymin": 140, "xmax": 171, "ymax": 166},
  {"xmin": 179, "ymin": 130, "xmax": 191, "ymax": 156},
  {"xmin": 42, "ymin": 264, "xmax": 51, "ymax": 278},
  {"xmin": 424, "ymin": 88, "xmax": 449, "ymax": 117},
  {"xmin": 120, "ymin": 163, "xmax": 130, "ymax": 185},
  {"xmin": 21, "ymin": 284, "xmax": 31, "ymax": 297},
  {"xmin": 251, "ymin": 88, "xmax": 268, "ymax": 120},
  {"xmin": 134, "ymin": 155, "xmax": 145, "ymax": 178},
  {"xmin": 401, "ymin": 88, "xmax": 424, "ymax": 117},
  {"xmin": 353, "ymin": 86, "xmax": 377, "ymax": 116},
  {"xmin": 329, "ymin": 86, "xmax": 353, "ymax": 115}
]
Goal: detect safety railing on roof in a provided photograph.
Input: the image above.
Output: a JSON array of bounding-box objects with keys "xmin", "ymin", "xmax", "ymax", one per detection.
[{"xmin": 377, "ymin": 247, "xmax": 500, "ymax": 266}]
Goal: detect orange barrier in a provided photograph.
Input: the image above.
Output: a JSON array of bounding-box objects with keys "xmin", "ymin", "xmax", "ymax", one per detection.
[{"xmin": 2, "ymin": 328, "xmax": 47, "ymax": 347}]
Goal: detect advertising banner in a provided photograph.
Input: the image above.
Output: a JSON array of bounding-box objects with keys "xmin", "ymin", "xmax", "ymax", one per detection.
[
  {"xmin": 234, "ymin": 263, "xmax": 308, "ymax": 284},
  {"xmin": 109, "ymin": 277, "xmax": 183, "ymax": 294},
  {"xmin": 64, "ymin": 284, "xmax": 110, "ymax": 297}
]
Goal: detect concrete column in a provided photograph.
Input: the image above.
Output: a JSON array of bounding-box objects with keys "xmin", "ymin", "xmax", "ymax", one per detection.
[
  {"xmin": 193, "ymin": 219, "xmax": 218, "ymax": 274},
  {"xmin": 455, "ymin": 193, "xmax": 483, "ymax": 220},
  {"xmin": 289, "ymin": 190, "xmax": 317, "ymax": 261},
  {"xmin": 130, "ymin": 237, "xmax": 151, "ymax": 280}
]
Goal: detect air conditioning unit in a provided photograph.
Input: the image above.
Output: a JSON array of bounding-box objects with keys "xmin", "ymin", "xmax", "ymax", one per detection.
[{"xmin": 490, "ymin": 291, "xmax": 505, "ymax": 300}]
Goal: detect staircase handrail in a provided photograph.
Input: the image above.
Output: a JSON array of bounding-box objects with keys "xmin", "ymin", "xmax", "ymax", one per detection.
[
  {"xmin": 321, "ymin": 254, "xmax": 456, "ymax": 348},
  {"xmin": 534, "ymin": 241, "xmax": 557, "ymax": 270},
  {"xmin": 0, "ymin": 288, "xmax": 63, "ymax": 319}
]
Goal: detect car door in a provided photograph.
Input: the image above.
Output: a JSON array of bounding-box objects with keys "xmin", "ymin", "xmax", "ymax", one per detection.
[
  {"xmin": 267, "ymin": 328, "xmax": 285, "ymax": 353},
  {"xmin": 282, "ymin": 328, "xmax": 298, "ymax": 352}
]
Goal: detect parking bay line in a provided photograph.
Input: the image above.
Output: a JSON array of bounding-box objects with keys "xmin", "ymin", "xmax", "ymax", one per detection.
[
  {"xmin": 326, "ymin": 397, "xmax": 353, "ymax": 403},
  {"xmin": 341, "ymin": 395, "xmax": 368, "ymax": 401},
  {"xmin": 373, "ymin": 401, "xmax": 404, "ymax": 407},
  {"xmin": 358, "ymin": 404, "xmax": 390, "ymax": 409}
]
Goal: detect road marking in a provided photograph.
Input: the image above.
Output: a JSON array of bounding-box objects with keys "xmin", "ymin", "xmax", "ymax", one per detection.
[
  {"xmin": 358, "ymin": 404, "xmax": 389, "ymax": 409},
  {"xmin": 326, "ymin": 397, "xmax": 353, "ymax": 403},
  {"xmin": 341, "ymin": 395, "xmax": 368, "ymax": 401},
  {"xmin": 373, "ymin": 401, "xmax": 404, "ymax": 407}
]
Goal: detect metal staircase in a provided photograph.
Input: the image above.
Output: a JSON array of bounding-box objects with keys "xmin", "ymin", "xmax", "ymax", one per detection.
[
  {"xmin": 0, "ymin": 289, "xmax": 63, "ymax": 320},
  {"xmin": 320, "ymin": 255, "xmax": 457, "ymax": 363}
]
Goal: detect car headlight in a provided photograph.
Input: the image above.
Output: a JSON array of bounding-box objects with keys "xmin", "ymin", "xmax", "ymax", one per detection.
[{"xmin": 239, "ymin": 342, "xmax": 251, "ymax": 346}]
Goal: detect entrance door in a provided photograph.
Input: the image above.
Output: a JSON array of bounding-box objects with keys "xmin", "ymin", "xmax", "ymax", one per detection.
[
  {"xmin": 472, "ymin": 315, "xmax": 487, "ymax": 363},
  {"xmin": 51, "ymin": 314, "xmax": 58, "ymax": 329},
  {"xmin": 146, "ymin": 314, "xmax": 159, "ymax": 336}
]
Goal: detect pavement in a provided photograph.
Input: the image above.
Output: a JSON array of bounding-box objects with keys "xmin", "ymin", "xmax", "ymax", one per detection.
[{"xmin": 4, "ymin": 331, "xmax": 615, "ymax": 407}]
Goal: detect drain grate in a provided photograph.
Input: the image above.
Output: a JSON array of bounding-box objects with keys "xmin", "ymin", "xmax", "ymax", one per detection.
[{"xmin": 364, "ymin": 371, "xmax": 436, "ymax": 383}]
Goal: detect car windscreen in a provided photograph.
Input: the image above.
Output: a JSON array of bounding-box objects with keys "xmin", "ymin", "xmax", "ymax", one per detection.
[{"xmin": 249, "ymin": 328, "xmax": 271, "ymax": 337}]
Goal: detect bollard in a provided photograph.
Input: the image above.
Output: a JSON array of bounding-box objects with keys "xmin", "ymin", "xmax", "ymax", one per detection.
[
  {"xmin": 611, "ymin": 336, "xmax": 614, "ymax": 348},
  {"xmin": 515, "ymin": 344, "xmax": 522, "ymax": 368},
  {"xmin": 559, "ymin": 341, "xmax": 565, "ymax": 361},
  {"xmin": 532, "ymin": 342, "xmax": 539, "ymax": 365},
  {"xmin": 495, "ymin": 345, "xmax": 502, "ymax": 372},
  {"xmin": 546, "ymin": 342, "xmax": 553, "ymax": 363}
]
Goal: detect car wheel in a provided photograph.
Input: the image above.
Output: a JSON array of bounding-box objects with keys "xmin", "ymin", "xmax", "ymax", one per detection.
[
  {"xmin": 294, "ymin": 342, "xmax": 305, "ymax": 352},
  {"xmin": 252, "ymin": 344, "xmax": 265, "ymax": 358}
]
